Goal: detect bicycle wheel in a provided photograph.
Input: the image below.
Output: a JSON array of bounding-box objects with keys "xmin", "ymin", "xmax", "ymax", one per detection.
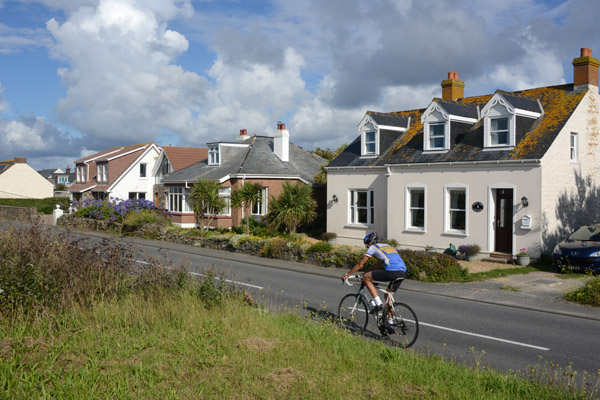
[
  {"xmin": 337, "ymin": 294, "xmax": 369, "ymax": 334},
  {"xmin": 379, "ymin": 302, "xmax": 419, "ymax": 348}
]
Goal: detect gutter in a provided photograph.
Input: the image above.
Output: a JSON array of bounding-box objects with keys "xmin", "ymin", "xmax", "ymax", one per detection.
[{"xmin": 327, "ymin": 159, "xmax": 541, "ymax": 171}]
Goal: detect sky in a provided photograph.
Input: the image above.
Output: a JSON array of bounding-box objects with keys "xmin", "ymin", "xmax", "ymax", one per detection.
[{"xmin": 0, "ymin": 0, "xmax": 599, "ymax": 170}]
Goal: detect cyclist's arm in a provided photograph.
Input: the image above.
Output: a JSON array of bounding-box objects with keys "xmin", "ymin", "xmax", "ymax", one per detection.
[{"xmin": 341, "ymin": 255, "xmax": 369, "ymax": 281}]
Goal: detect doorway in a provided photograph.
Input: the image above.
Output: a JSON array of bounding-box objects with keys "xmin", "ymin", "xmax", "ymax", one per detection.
[{"xmin": 494, "ymin": 189, "xmax": 513, "ymax": 253}]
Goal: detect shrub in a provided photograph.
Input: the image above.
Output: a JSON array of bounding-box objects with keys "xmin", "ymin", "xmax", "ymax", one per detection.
[
  {"xmin": 309, "ymin": 241, "xmax": 333, "ymax": 253},
  {"xmin": 458, "ymin": 244, "xmax": 481, "ymax": 258},
  {"xmin": 382, "ymin": 238, "xmax": 399, "ymax": 247},
  {"xmin": 320, "ymin": 232, "xmax": 337, "ymax": 242},
  {"xmin": 399, "ymin": 249, "xmax": 468, "ymax": 282},
  {"xmin": 261, "ymin": 237, "xmax": 289, "ymax": 258},
  {"xmin": 0, "ymin": 223, "xmax": 191, "ymax": 318},
  {"xmin": 564, "ymin": 277, "xmax": 600, "ymax": 306}
]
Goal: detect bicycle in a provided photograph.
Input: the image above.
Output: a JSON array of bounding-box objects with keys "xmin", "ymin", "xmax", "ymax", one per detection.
[{"xmin": 338, "ymin": 274, "xmax": 419, "ymax": 348}]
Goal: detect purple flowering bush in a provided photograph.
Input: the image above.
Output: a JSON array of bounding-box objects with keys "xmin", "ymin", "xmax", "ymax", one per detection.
[{"xmin": 71, "ymin": 198, "xmax": 158, "ymax": 223}]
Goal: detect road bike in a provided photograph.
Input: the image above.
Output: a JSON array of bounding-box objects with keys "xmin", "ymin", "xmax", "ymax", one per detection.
[{"xmin": 338, "ymin": 274, "xmax": 419, "ymax": 348}]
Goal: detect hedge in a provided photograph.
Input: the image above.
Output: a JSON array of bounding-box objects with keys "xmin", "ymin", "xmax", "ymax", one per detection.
[{"xmin": 0, "ymin": 197, "xmax": 70, "ymax": 214}]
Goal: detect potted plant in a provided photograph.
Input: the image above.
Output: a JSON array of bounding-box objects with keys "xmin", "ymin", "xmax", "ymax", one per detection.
[
  {"xmin": 516, "ymin": 248, "xmax": 530, "ymax": 266},
  {"xmin": 424, "ymin": 244, "xmax": 435, "ymax": 254},
  {"xmin": 458, "ymin": 244, "xmax": 480, "ymax": 261}
]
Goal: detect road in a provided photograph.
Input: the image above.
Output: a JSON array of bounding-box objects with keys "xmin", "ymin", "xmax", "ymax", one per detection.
[{"xmin": 113, "ymin": 234, "xmax": 600, "ymax": 380}]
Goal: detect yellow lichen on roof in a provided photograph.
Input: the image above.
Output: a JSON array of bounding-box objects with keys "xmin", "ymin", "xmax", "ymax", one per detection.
[{"xmin": 508, "ymin": 86, "xmax": 586, "ymax": 159}]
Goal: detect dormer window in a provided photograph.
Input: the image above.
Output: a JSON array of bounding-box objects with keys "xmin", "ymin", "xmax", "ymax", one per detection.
[
  {"xmin": 421, "ymin": 100, "xmax": 476, "ymax": 152},
  {"xmin": 490, "ymin": 117, "xmax": 509, "ymax": 145},
  {"xmin": 364, "ymin": 131, "xmax": 376, "ymax": 154},
  {"xmin": 428, "ymin": 123, "xmax": 446, "ymax": 149},
  {"xmin": 208, "ymin": 145, "xmax": 220, "ymax": 165},
  {"xmin": 481, "ymin": 92, "xmax": 543, "ymax": 149}
]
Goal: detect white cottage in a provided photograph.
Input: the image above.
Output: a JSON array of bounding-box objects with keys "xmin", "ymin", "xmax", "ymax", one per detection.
[{"xmin": 327, "ymin": 47, "xmax": 600, "ymax": 259}]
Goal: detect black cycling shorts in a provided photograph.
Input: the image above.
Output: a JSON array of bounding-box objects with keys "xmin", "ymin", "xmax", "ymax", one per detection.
[{"xmin": 371, "ymin": 269, "xmax": 406, "ymax": 291}]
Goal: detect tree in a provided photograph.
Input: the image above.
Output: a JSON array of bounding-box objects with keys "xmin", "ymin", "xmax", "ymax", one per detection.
[
  {"xmin": 190, "ymin": 179, "xmax": 226, "ymax": 233},
  {"xmin": 231, "ymin": 182, "xmax": 263, "ymax": 235},
  {"xmin": 312, "ymin": 144, "xmax": 347, "ymax": 184},
  {"xmin": 266, "ymin": 182, "xmax": 317, "ymax": 234}
]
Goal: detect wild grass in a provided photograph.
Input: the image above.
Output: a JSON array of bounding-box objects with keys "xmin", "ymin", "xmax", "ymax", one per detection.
[
  {"xmin": 1, "ymin": 225, "xmax": 598, "ymax": 398},
  {"xmin": 564, "ymin": 277, "xmax": 600, "ymax": 306},
  {"xmin": 2, "ymin": 293, "xmax": 598, "ymax": 399}
]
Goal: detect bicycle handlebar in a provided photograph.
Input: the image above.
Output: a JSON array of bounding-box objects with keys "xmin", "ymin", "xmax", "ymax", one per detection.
[{"xmin": 343, "ymin": 274, "xmax": 362, "ymax": 287}]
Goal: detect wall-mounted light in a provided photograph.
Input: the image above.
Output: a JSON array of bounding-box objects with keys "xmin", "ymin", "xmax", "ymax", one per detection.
[
  {"xmin": 521, "ymin": 196, "xmax": 529, "ymax": 207},
  {"xmin": 332, "ymin": 194, "xmax": 338, "ymax": 203}
]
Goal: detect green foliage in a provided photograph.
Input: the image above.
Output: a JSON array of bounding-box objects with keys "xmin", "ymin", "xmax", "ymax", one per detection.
[
  {"xmin": 312, "ymin": 144, "xmax": 348, "ymax": 161},
  {"xmin": 231, "ymin": 182, "xmax": 264, "ymax": 235},
  {"xmin": 564, "ymin": 277, "xmax": 600, "ymax": 306},
  {"xmin": 266, "ymin": 182, "xmax": 317, "ymax": 234},
  {"xmin": 320, "ymin": 232, "xmax": 337, "ymax": 241},
  {"xmin": 0, "ymin": 197, "xmax": 70, "ymax": 214},
  {"xmin": 190, "ymin": 179, "xmax": 227, "ymax": 233},
  {"xmin": 309, "ymin": 241, "xmax": 333, "ymax": 253},
  {"xmin": 261, "ymin": 237, "xmax": 289, "ymax": 258},
  {"xmin": 382, "ymin": 238, "xmax": 398, "ymax": 247},
  {"xmin": 399, "ymin": 249, "xmax": 468, "ymax": 282}
]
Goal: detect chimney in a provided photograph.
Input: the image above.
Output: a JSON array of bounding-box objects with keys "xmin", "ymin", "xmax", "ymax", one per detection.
[
  {"xmin": 441, "ymin": 71, "xmax": 465, "ymax": 101},
  {"xmin": 573, "ymin": 47, "xmax": 599, "ymax": 91},
  {"xmin": 237, "ymin": 128, "xmax": 249, "ymax": 142},
  {"xmin": 66, "ymin": 166, "xmax": 71, "ymax": 174},
  {"xmin": 274, "ymin": 122, "xmax": 289, "ymax": 162},
  {"xmin": 14, "ymin": 157, "xmax": 26, "ymax": 164}
]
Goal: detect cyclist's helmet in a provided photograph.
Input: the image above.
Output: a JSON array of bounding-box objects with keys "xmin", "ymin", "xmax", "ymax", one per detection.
[{"xmin": 363, "ymin": 232, "xmax": 378, "ymax": 247}]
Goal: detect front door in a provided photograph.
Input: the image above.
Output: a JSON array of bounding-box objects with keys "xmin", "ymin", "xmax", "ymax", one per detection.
[{"xmin": 494, "ymin": 189, "xmax": 513, "ymax": 253}]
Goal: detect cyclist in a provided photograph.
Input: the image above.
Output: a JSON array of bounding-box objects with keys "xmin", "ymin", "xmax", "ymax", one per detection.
[{"xmin": 341, "ymin": 232, "xmax": 407, "ymax": 314}]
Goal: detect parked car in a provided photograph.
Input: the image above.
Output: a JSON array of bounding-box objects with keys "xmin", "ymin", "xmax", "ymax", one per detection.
[{"xmin": 552, "ymin": 224, "xmax": 600, "ymax": 273}]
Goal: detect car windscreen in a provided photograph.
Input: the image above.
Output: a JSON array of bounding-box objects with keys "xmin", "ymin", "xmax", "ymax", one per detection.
[{"xmin": 568, "ymin": 224, "xmax": 600, "ymax": 241}]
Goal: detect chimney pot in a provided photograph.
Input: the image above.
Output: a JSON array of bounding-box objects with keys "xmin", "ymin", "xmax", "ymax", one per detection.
[
  {"xmin": 582, "ymin": 48, "xmax": 592, "ymax": 57},
  {"xmin": 66, "ymin": 166, "xmax": 71, "ymax": 174}
]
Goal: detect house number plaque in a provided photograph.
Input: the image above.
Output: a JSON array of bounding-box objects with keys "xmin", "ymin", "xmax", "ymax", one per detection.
[{"xmin": 472, "ymin": 202, "xmax": 484, "ymax": 212}]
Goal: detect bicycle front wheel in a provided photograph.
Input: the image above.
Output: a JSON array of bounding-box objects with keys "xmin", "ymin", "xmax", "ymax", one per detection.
[
  {"xmin": 381, "ymin": 302, "xmax": 419, "ymax": 348},
  {"xmin": 337, "ymin": 294, "xmax": 369, "ymax": 335}
]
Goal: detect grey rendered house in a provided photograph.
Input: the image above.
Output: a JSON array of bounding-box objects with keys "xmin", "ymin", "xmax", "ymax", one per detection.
[
  {"xmin": 327, "ymin": 47, "xmax": 600, "ymax": 259},
  {"xmin": 159, "ymin": 124, "xmax": 326, "ymax": 228}
]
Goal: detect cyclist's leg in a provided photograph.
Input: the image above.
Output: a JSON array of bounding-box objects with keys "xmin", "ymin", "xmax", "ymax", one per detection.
[{"xmin": 362, "ymin": 271, "xmax": 379, "ymax": 299}]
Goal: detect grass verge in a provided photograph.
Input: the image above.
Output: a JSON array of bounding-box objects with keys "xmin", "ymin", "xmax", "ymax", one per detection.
[
  {"xmin": 564, "ymin": 277, "xmax": 600, "ymax": 306},
  {"xmin": 1, "ymin": 292, "xmax": 597, "ymax": 399}
]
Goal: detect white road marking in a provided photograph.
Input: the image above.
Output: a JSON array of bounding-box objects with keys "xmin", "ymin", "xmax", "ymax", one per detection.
[
  {"xmin": 419, "ymin": 321, "xmax": 550, "ymax": 351},
  {"xmin": 135, "ymin": 259, "xmax": 264, "ymax": 290}
]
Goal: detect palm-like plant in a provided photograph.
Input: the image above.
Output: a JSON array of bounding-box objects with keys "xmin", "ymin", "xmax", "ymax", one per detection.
[
  {"xmin": 231, "ymin": 182, "xmax": 263, "ymax": 235},
  {"xmin": 266, "ymin": 182, "xmax": 316, "ymax": 234},
  {"xmin": 190, "ymin": 179, "xmax": 226, "ymax": 233}
]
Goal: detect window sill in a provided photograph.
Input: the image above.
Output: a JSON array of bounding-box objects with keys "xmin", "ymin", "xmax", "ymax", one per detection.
[
  {"xmin": 443, "ymin": 231, "xmax": 467, "ymax": 238},
  {"xmin": 422, "ymin": 149, "xmax": 448, "ymax": 154},
  {"xmin": 344, "ymin": 223, "xmax": 374, "ymax": 229},
  {"xmin": 403, "ymin": 228, "xmax": 426, "ymax": 234},
  {"xmin": 482, "ymin": 146, "xmax": 513, "ymax": 151},
  {"xmin": 359, "ymin": 155, "xmax": 378, "ymax": 159}
]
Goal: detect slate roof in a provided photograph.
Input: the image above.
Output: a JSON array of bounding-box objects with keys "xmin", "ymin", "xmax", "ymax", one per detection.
[
  {"xmin": 368, "ymin": 112, "xmax": 410, "ymax": 128},
  {"xmin": 329, "ymin": 84, "xmax": 586, "ymax": 168},
  {"xmin": 162, "ymin": 136, "xmax": 326, "ymax": 184},
  {"xmin": 435, "ymin": 98, "xmax": 479, "ymax": 119}
]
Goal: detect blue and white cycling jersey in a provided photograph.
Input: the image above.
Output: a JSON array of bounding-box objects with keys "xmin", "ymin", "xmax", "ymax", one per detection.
[{"xmin": 365, "ymin": 243, "xmax": 406, "ymax": 272}]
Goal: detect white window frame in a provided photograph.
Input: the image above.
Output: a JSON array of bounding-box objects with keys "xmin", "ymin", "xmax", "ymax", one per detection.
[
  {"xmin": 168, "ymin": 187, "xmax": 191, "ymax": 213},
  {"xmin": 363, "ymin": 130, "xmax": 378, "ymax": 156},
  {"xmin": 570, "ymin": 132, "xmax": 578, "ymax": 163},
  {"xmin": 251, "ymin": 187, "xmax": 268, "ymax": 215},
  {"xmin": 405, "ymin": 185, "xmax": 426, "ymax": 232},
  {"xmin": 208, "ymin": 145, "xmax": 220, "ymax": 165},
  {"xmin": 139, "ymin": 163, "xmax": 147, "ymax": 178},
  {"xmin": 76, "ymin": 166, "xmax": 86, "ymax": 183},
  {"xmin": 444, "ymin": 185, "xmax": 467, "ymax": 235},
  {"xmin": 97, "ymin": 164, "xmax": 107, "ymax": 183},
  {"xmin": 426, "ymin": 122, "xmax": 447, "ymax": 150},
  {"xmin": 488, "ymin": 116, "xmax": 511, "ymax": 146},
  {"xmin": 218, "ymin": 187, "xmax": 231, "ymax": 216},
  {"xmin": 128, "ymin": 192, "xmax": 146, "ymax": 200},
  {"xmin": 348, "ymin": 189, "xmax": 374, "ymax": 226}
]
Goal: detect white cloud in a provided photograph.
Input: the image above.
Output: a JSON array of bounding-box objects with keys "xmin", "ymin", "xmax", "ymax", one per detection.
[{"xmin": 0, "ymin": 83, "xmax": 9, "ymax": 113}]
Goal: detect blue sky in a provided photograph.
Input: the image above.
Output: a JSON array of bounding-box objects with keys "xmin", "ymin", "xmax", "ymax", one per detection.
[{"xmin": 0, "ymin": 0, "xmax": 599, "ymax": 170}]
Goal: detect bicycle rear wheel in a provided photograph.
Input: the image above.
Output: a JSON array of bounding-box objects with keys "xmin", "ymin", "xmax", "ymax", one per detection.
[
  {"xmin": 380, "ymin": 302, "xmax": 419, "ymax": 348},
  {"xmin": 337, "ymin": 294, "xmax": 369, "ymax": 334}
]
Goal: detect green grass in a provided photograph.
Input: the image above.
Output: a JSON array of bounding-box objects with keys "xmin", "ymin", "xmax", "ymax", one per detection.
[
  {"xmin": 564, "ymin": 277, "xmax": 600, "ymax": 306},
  {"xmin": 1, "ymin": 293, "xmax": 597, "ymax": 399}
]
